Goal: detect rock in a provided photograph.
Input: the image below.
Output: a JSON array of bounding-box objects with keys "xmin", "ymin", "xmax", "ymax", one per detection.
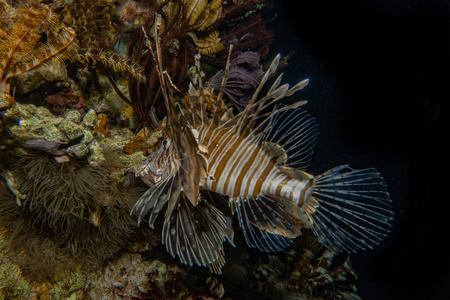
[
  {"xmin": 22, "ymin": 139, "xmax": 66, "ymax": 156},
  {"xmin": 67, "ymin": 143, "xmax": 89, "ymax": 158},
  {"xmin": 58, "ymin": 120, "xmax": 84, "ymax": 140},
  {"xmin": 64, "ymin": 110, "xmax": 82, "ymax": 124},
  {"xmin": 82, "ymin": 109, "xmax": 97, "ymax": 128},
  {"xmin": 12, "ymin": 61, "xmax": 68, "ymax": 94}
]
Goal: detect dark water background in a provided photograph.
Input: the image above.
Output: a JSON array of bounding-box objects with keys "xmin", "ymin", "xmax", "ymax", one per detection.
[{"xmin": 271, "ymin": 0, "xmax": 449, "ymax": 299}]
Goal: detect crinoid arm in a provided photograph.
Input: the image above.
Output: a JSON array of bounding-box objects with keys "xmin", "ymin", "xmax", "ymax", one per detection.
[
  {"xmin": 162, "ymin": 194, "xmax": 230, "ymax": 273},
  {"xmin": 0, "ymin": 2, "xmax": 78, "ymax": 93}
]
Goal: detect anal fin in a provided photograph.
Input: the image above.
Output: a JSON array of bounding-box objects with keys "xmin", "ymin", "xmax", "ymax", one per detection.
[{"xmin": 231, "ymin": 195, "xmax": 309, "ymax": 252}]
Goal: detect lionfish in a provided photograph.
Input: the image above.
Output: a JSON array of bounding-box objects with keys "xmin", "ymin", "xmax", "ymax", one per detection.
[{"xmin": 132, "ymin": 15, "xmax": 394, "ymax": 273}]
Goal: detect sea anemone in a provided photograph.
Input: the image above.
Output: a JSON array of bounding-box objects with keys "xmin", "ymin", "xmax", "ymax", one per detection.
[
  {"xmin": 0, "ymin": 178, "xmax": 77, "ymax": 282},
  {"xmin": 11, "ymin": 153, "xmax": 141, "ymax": 265}
]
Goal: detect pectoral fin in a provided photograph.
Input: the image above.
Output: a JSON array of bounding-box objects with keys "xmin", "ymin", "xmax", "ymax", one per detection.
[{"xmin": 162, "ymin": 195, "xmax": 231, "ymax": 273}]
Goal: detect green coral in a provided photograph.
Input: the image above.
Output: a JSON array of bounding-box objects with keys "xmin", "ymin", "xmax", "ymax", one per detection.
[
  {"xmin": 51, "ymin": 268, "xmax": 87, "ymax": 298},
  {"xmin": 0, "ymin": 263, "xmax": 31, "ymax": 299},
  {"xmin": 0, "ymin": 238, "xmax": 31, "ymax": 300}
]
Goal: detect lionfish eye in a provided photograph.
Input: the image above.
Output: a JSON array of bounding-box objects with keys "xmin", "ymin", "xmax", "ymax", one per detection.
[{"xmin": 163, "ymin": 140, "xmax": 168, "ymax": 146}]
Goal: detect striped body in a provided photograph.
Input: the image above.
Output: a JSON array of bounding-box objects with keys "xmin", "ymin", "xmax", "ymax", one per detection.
[{"xmin": 198, "ymin": 125, "xmax": 309, "ymax": 206}]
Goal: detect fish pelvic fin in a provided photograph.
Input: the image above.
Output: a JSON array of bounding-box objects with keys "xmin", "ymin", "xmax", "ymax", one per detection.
[
  {"xmin": 162, "ymin": 194, "xmax": 231, "ymax": 273},
  {"xmin": 304, "ymin": 165, "xmax": 394, "ymax": 252},
  {"xmin": 133, "ymin": 172, "xmax": 229, "ymax": 272}
]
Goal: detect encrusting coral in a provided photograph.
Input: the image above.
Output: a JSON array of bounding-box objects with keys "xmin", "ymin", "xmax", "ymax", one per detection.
[{"xmin": 88, "ymin": 254, "xmax": 225, "ymax": 300}]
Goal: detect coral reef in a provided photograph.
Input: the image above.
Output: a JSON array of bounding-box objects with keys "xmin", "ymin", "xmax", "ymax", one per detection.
[
  {"xmin": 44, "ymin": 91, "xmax": 88, "ymax": 116},
  {"xmin": 0, "ymin": 97, "xmax": 161, "ymax": 163},
  {"xmin": 245, "ymin": 231, "xmax": 361, "ymax": 300},
  {"xmin": 2, "ymin": 100, "xmax": 93, "ymax": 157},
  {"xmin": 52, "ymin": 0, "xmax": 121, "ymax": 51},
  {"xmin": 107, "ymin": 0, "xmax": 269, "ymax": 130},
  {"xmin": 0, "ymin": 1, "xmax": 370, "ymax": 300},
  {"xmin": 0, "ymin": 179, "xmax": 77, "ymax": 282},
  {"xmin": 89, "ymin": 254, "xmax": 225, "ymax": 300},
  {"xmin": 13, "ymin": 60, "xmax": 69, "ymax": 94},
  {"xmin": 0, "ymin": 235, "xmax": 31, "ymax": 300}
]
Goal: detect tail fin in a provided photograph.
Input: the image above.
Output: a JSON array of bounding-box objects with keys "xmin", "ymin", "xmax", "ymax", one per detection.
[{"xmin": 305, "ymin": 165, "xmax": 394, "ymax": 252}]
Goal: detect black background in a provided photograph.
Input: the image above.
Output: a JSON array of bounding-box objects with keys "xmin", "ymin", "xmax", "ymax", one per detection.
[{"xmin": 272, "ymin": 1, "xmax": 449, "ymax": 299}]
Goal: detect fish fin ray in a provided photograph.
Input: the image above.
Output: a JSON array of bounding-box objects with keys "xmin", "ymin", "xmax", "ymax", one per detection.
[
  {"xmin": 162, "ymin": 195, "xmax": 230, "ymax": 272},
  {"xmin": 260, "ymin": 106, "xmax": 319, "ymax": 170},
  {"xmin": 132, "ymin": 174, "xmax": 180, "ymax": 228},
  {"xmin": 226, "ymin": 52, "xmax": 309, "ymax": 136},
  {"xmin": 233, "ymin": 196, "xmax": 295, "ymax": 252},
  {"xmin": 232, "ymin": 195, "xmax": 305, "ymax": 240},
  {"xmin": 306, "ymin": 165, "xmax": 394, "ymax": 252},
  {"xmin": 279, "ymin": 166, "xmax": 313, "ymax": 180}
]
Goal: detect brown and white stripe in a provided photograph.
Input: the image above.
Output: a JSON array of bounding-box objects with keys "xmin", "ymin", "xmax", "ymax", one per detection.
[{"xmin": 198, "ymin": 125, "xmax": 310, "ymax": 205}]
